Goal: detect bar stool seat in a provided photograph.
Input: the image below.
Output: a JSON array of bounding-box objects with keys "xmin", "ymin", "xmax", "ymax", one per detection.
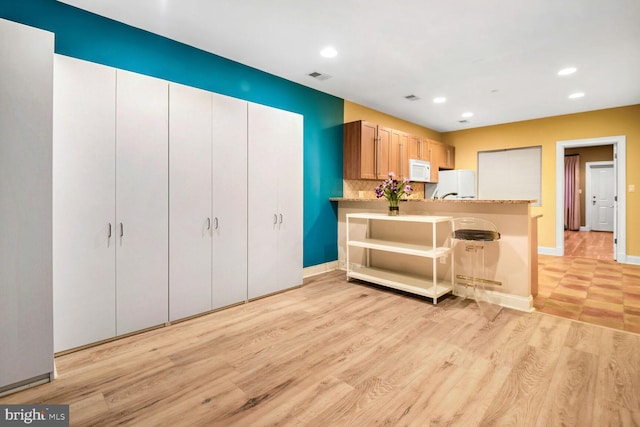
[{"xmin": 451, "ymin": 217, "xmax": 501, "ymax": 321}]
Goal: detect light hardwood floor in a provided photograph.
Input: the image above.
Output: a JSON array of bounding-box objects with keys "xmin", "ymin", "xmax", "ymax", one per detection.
[{"xmin": 2, "ymin": 270, "xmax": 639, "ymax": 426}]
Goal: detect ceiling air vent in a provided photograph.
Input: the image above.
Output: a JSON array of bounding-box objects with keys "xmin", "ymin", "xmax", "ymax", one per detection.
[
  {"xmin": 458, "ymin": 119, "xmax": 469, "ymax": 123},
  {"xmin": 404, "ymin": 94, "xmax": 420, "ymax": 101},
  {"xmin": 308, "ymin": 71, "xmax": 332, "ymax": 81}
]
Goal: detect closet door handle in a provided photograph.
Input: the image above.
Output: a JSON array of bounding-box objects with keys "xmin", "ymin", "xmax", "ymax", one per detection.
[
  {"xmin": 279, "ymin": 214, "xmax": 283, "ymax": 224},
  {"xmin": 273, "ymin": 214, "xmax": 278, "ymax": 225},
  {"xmin": 206, "ymin": 217, "xmax": 211, "ymax": 230},
  {"xmin": 120, "ymin": 222, "xmax": 124, "ymax": 237},
  {"xmin": 214, "ymin": 217, "xmax": 219, "ymax": 230},
  {"xmin": 108, "ymin": 223, "xmax": 112, "ymax": 238}
]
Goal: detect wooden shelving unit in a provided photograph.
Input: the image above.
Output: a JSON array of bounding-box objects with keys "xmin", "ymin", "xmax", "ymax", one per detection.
[{"xmin": 346, "ymin": 213, "xmax": 453, "ymax": 304}]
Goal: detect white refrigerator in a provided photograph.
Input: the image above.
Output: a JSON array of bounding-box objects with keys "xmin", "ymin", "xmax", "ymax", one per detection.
[{"xmin": 436, "ymin": 170, "xmax": 476, "ymax": 199}]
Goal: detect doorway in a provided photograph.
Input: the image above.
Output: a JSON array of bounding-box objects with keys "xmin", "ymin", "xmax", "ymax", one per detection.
[
  {"xmin": 555, "ymin": 136, "xmax": 627, "ymax": 262},
  {"xmin": 585, "ymin": 161, "xmax": 614, "ymax": 232}
]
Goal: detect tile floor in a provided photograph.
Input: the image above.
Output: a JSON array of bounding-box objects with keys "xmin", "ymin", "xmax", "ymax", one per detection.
[{"xmin": 534, "ymin": 231, "xmax": 640, "ymax": 334}]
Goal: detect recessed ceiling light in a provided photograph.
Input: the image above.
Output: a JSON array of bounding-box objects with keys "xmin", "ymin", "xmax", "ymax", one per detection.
[
  {"xmin": 568, "ymin": 92, "xmax": 585, "ymax": 99},
  {"xmin": 558, "ymin": 67, "xmax": 577, "ymax": 76},
  {"xmin": 433, "ymin": 97, "xmax": 446, "ymax": 104},
  {"xmin": 320, "ymin": 46, "xmax": 337, "ymax": 58},
  {"xmin": 461, "ymin": 112, "xmax": 474, "ymax": 118}
]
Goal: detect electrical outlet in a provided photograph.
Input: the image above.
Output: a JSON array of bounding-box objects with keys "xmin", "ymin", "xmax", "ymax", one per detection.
[
  {"xmin": 439, "ymin": 256, "xmax": 446, "ymax": 264},
  {"xmin": 629, "ymin": 184, "xmax": 636, "ymax": 193}
]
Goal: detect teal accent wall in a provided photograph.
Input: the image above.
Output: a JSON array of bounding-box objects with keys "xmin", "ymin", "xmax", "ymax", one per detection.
[{"xmin": 1, "ymin": 0, "xmax": 344, "ymax": 267}]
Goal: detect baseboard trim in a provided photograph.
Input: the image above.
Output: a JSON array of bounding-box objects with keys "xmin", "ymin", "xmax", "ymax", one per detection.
[
  {"xmin": 538, "ymin": 246, "xmax": 561, "ymax": 256},
  {"xmin": 621, "ymin": 254, "xmax": 640, "ymax": 265},
  {"xmin": 453, "ymin": 286, "xmax": 534, "ymax": 313},
  {"xmin": 303, "ymin": 261, "xmax": 339, "ymax": 278}
]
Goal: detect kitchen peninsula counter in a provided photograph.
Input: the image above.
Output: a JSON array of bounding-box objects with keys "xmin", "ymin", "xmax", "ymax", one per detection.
[{"xmin": 332, "ymin": 197, "xmax": 539, "ymax": 312}]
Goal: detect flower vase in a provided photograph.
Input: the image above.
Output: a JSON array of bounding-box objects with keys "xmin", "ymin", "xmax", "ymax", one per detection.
[{"xmin": 388, "ymin": 204, "xmax": 399, "ymax": 216}]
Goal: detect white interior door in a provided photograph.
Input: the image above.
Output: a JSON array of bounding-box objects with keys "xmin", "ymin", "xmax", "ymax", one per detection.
[
  {"xmin": 115, "ymin": 70, "xmax": 169, "ymax": 335},
  {"xmin": 212, "ymin": 94, "xmax": 248, "ymax": 308},
  {"xmin": 53, "ymin": 55, "xmax": 117, "ymax": 352},
  {"xmin": 588, "ymin": 162, "xmax": 615, "ymax": 232},
  {"xmin": 168, "ymin": 83, "xmax": 212, "ymax": 321}
]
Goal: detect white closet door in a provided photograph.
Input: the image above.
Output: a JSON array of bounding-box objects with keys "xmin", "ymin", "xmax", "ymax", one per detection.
[
  {"xmin": 276, "ymin": 111, "xmax": 304, "ymax": 289},
  {"xmin": 248, "ymin": 103, "xmax": 280, "ymax": 298},
  {"xmin": 212, "ymin": 93, "xmax": 248, "ymax": 308},
  {"xmin": 169, "ymin": 83, "xmax": 213, "ymax": 321},
  {"xmin": 115, "ymin": 70, "xmax": 169, "ymax": 335},
  {"xmin": 247, "ymin": 103, "xmax": 303, "ymax": 299},
  {"xmin": 1, "ymin": 19, "xmax": 54, "ymax": 387},
  {"xmin": 52, "ymin": 55, "xmax": 116, "ymax": 352}
]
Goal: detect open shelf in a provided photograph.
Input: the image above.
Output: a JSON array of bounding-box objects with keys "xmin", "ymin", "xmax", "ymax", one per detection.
[
  {"xmin": 348, "ymin": 266, "xmax": 453, "ymax": 299},
  {"xmin": 346, "ymin": 213, "xmax": 454, "ymax": 304},
  {"xmin": 347, "ymin": 237, "xmax": 451, "ymax": 258}
]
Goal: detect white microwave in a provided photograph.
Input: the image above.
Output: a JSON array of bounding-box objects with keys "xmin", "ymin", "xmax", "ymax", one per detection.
[{"xmin": 409, "ymin": 159, "xmax": 431, "ymax": 182}]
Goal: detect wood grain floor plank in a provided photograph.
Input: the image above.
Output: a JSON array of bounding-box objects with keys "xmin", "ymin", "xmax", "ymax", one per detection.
[
  {"xmin": 535, "ymin": 347, "xmax": 598, "ymax": 426},
  {"xmin": 1, "ymin": 270, "xmax": 639, "ymax": 426}
]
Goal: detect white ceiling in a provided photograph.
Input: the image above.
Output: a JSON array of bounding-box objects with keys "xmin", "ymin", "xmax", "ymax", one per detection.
[{"xmin": 60, "ymin": 0, "xmax": 640, "ymax": 132}]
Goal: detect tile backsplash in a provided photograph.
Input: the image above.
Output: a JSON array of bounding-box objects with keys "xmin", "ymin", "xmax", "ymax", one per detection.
[{"xmin": 343, "ymin": 179, "xmax": 425, "ymax": 199}]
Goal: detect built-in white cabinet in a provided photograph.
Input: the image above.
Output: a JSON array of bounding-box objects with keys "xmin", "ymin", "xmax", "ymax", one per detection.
[
  {"xmin": 53, "ymin": 56, "xmax": 169, "ymax": 352},
  {"xmin": 53, "ymin": 55, "xmax": 117, "ymax": 352},
  {"xmin": 248, "ymin": 103, "xmax": 303, "ymax": 299},
  {"xmin": 1, "ymin": 18, "xmax": 54, "ymax": 393},
  {"xmin": 169, "ymin": 84, "xmax": 248, "ymax": 321},
  {"xmin": 115, "ymin": 69, "xmax": 169, "ymax": 335},
  {"xmin": 169, "ymin": 83, "xmax": 214, "ymax": 320},
  {"xmin": 53, "ymin": 56, "xmax": 302, "ymax": 351},
  {"xmin": 211, "ymin": 94, "xmax": 249, "ymax": 308}
]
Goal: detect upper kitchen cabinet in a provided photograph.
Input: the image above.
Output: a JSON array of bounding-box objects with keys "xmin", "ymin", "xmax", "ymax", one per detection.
[
  {"xmin": 390, "ymin": 129, "xmax": 409, "ymax": 179},
  {"xmin": 344, "ymin": 120, "xmax": 393, "ymax": 180},
  {"xmin": 407, "ymin": 135, "xmax": 429, "ymax": 162},
  {"xmin": 430, "ymin": 140, "xmax": 455, "ymax": 171}
]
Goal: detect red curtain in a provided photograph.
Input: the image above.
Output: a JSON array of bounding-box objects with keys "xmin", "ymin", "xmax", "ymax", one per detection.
[{"xmin": 564, "ymin": 155, "xmax": 581, "ymax": 231}]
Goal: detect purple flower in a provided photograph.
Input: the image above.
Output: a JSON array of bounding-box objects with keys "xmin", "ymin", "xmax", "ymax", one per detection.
[{"xmin": 374, "ymin": 173, "xmax": 413, "ymax": 202}]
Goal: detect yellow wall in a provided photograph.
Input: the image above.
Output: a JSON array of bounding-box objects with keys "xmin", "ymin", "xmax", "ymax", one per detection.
[
  {"xmin": 344, "ymin": 100, "xmax": 442, "ymax": 140},
  {"xmin": 441, "ymin": 104, "xmax": 640, "ymax": 256},
  {"xmin": 342, "ymin": 101, "xmax": 639, "ymax": 257}
]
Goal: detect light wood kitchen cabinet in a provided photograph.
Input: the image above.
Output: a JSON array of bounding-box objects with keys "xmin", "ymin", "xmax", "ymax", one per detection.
[
  {"xmin": 407, "ymin": 134, "xmax": 429, "ymax": 162},
  {"xmin": 390, "ymin": 129, "xmax": 409, "ymax": 179},
  {"xmin": 53, "ymin": 55, "xmax": 169, "ymax": 351},
  {"xmin": 344, "ymin": 120, "xmax": 393, "ymax": 180},
  {"xmin": 430, "ymin": 140, "xmax": 455, "ymax": 171},
  {"xmin": 248, "ymin": 103, "xmax": 303, "ymax": 299},
  {"xmin": 345, "ymin": 121, "xmax": 456, "ymax": 183}
]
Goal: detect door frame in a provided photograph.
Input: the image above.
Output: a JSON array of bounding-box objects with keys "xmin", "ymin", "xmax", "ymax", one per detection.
[
  {"xmin": 585, "ymin": 161, "xmax": 614, "ymax": 232},
  {"xmin": 555, "ymin": 136, "xmax": 626, "ymax": 262}
]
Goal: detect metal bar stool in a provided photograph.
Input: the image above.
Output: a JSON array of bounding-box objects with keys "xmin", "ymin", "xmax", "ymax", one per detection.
[{"xmin": 451, "ymin": 217, "xmax": 501, "ymax": 321}]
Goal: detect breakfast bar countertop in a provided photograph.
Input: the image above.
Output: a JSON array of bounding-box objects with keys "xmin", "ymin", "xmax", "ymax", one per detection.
[{"xmin": 330, "ymin": 197, "xmax": 536, "ymax": 204}]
